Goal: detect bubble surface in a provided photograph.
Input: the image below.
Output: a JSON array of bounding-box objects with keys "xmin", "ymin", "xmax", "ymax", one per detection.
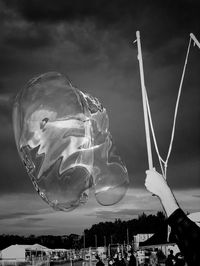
[{"xmin": 13, "ymin": 72, "xmax": 129, "ymax": 211}]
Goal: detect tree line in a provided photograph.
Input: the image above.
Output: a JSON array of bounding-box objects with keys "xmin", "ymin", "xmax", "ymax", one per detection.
[{"xmin": 0, "ymin": 211, "xmax": 166, "ymax": 250}]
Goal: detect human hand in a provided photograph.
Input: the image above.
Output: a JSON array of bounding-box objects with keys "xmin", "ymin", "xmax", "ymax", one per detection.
[
  {"xmin": 145, "ymin": 169, "xmax": 170, "ymax": 199},
  {"xmin": 145, "ymin": 169, "xmax": 179, "ymax": 217}
]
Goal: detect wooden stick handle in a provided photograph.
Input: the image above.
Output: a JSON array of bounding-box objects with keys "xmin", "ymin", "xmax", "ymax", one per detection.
[
  {"xmin": 136, "ymin": 31, "xmax": 153, "ymax": 170},
  {"xmin": 190, "ymin": 33, "xmax": 200, "ymax": 49}
]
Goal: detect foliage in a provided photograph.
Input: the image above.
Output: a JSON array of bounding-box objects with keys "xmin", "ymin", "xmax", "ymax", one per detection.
[{"xmin": 0, "ymin": 212, "xmax": 166, "ymax": 250}]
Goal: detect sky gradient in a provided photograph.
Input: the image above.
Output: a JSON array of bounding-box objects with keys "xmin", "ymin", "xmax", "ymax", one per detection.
[{"xmin": 0, "ymin": 0, "xmax": 200, "ymax": 235}]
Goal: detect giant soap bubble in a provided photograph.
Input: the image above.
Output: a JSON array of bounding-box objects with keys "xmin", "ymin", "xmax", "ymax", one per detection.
[{"xmin": 13, "ymin": 72, "xmax": 129, "ymax": 211}]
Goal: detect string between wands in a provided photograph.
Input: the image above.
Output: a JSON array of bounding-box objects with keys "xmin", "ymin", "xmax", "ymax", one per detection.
[{"xmin": 134, "ymin": 31, "xmax": 200, "ymax": 178}]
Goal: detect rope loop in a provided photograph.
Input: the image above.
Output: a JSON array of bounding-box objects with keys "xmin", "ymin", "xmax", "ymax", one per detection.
[{"xmin": 144, "ymin": 35, "xmax": 192, "ymax": 178}]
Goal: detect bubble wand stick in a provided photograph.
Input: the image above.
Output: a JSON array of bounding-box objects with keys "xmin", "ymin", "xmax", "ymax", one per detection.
[
  {"xmin": 190, "ymin": 33, "xmax": 200, "ymax": 48},
  {"xmin": 135, "ymin": 31, "xmax": 153, "ymax": 170}
]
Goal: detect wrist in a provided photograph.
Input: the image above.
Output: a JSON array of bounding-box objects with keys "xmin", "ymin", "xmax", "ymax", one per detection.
[
  {"xmin": 159, "ymin": 187, "xmax": 179, "ymax": 217},
  {"xmin": 156, "ymin": 183, "xmax": 172, "ymax": 200}
]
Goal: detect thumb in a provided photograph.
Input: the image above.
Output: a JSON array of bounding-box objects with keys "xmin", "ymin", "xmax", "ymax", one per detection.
[{"xmin": 145, "ymin": 167, "xmax": 156, "ymax": 175}]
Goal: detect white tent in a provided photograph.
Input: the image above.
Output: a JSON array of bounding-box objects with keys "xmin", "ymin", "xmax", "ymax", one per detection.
[
  {"xmin": 1, "ymin": 244, "xmax": 30, "ymax": 261},
  {"xmin": 28, "ymin": 243, "xmax": 51, "ymax": 252},
  {"xmin": 1, "ymin": 243, "xmax": 51, "ymax": 261}
]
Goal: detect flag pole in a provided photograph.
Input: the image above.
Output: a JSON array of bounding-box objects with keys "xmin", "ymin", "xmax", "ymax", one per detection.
[{"xmin": 136, "ymin": 31, "xmax": 153, "ymax": 169}]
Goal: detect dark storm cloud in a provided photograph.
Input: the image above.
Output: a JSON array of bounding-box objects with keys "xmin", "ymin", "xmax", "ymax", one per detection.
[
  {"xmin": 0, "ymin": 102, "xmax": 37, "ymax": 194},
  {"xmin": 4, "ymin": 24, "xmax": 54, "ymax": 50},
  {"xmin": 25, "ymin": 217, "xmax": 45, "ymax": 222},
  {"xmin": 3, "ymin": 0, "xmax": 200, "ymax": 51},
  {"xmin": 0, "ymin": 155, "xmax": 34, "ymax": 194},
  {"xmin": 90, "ymin": 208, "xmax": 156, "ymax": 220},
  {"xmin": 14, "ymin": 219, "xmax": 49, "ymax": 229},
  {"xmin": 0, "ymin": 95, "xmax": 13, "ymax": 116},
  {"xmin": 0, "ymin": 6, "xmax": 55, "ymax": 51},
  {"xmin": 0, "ymin": 211, "xmax": 41, "ymax": 220},
  {"xmin": 0, "ymin": 0, "xmax": 199, "ymax": 236},
  {"xmin": 0, "ymin": 0, "xmax": 199, "ymax": 193}
]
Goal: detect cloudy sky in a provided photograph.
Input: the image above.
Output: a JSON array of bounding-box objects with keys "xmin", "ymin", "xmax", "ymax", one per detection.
[{"xmin": 0, "ymin": 0, "xmax": 200, "ymax": 236}]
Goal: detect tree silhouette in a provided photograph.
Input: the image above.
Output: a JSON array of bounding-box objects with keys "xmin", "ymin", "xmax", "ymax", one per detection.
[{"xmin": 0, "ymin": 211, "xmax": 166, "ymax": 250}]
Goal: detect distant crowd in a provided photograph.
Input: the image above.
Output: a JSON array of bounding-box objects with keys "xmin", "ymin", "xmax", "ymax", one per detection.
[{"xmin": 95, "ymin": 248, "xmax": 186, "ymax": 266}]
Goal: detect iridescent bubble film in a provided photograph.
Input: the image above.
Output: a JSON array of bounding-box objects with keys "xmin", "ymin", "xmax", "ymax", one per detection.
[{"xmin": 13, "ymin": 72, "xmax": 129, "ymax": 211}]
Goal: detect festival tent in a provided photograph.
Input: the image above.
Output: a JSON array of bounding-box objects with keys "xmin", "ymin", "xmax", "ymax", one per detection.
[
  {"xmin": 0, "ymin": 243, "xmax": 51, "ymax": 261},
  {"xmin": 28, "ymin": 243, "xmax": 51, "ymax": 252},
  {"xmin": 1, "ymin": 244, "xmax": 31, "ymax": 260}
]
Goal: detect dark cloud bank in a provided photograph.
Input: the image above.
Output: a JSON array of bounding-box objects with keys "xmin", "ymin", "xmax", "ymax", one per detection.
[
  {"xmin": 0, "ymin": 0, "xmax": 199, "ymax": 197},
  {"xmin": 2, "ymin": 0, "xmax": 200, "ymax": 51}
]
